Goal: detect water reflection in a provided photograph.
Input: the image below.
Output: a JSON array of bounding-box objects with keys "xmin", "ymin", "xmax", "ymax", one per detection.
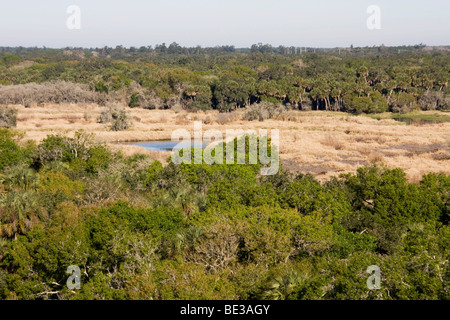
[
  {"xmin": 393, "ymin": 118, "xmax": 446, "ymax": 125},
  {"xmin": 125, "ymin": 140, "xmax": 208, "ymax": 152}
]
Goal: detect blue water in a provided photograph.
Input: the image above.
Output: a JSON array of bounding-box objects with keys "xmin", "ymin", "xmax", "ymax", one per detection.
[{"xmin": 129, "ymin": 140, "xmax": 208, "ymax": 152}]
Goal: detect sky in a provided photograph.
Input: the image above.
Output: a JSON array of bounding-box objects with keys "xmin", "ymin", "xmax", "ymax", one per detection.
[{"xmin": 0, "ymin": 0, "xmax": 449, "ymax": 48}]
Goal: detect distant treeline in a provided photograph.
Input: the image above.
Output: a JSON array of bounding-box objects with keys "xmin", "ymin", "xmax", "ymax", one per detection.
[
  {"xmin": 0, "ymin": 43, "xmax": 439, "ymax": 57},
  {"xmin": 0, "ymin": 44, "xmax": 448, "ymax": 113}
]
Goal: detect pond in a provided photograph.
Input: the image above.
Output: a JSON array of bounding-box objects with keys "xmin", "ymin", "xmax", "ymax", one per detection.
[
  {"xmin": 393, "ymin": 118, "xmax": 447, "ymax": 125},
  {"xmin": 123, "ymin": 140, "xmax": 209, "ymax": 152}
]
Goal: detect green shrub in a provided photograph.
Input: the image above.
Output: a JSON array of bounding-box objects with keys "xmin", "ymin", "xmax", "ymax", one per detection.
[
  {"xmin": 94, "ymin": 81, "xmax": 109, "ymax": 94},
  {"xmin": 1, "ymin": 54, "xmax": 21, "ymax": 67},
  {"xmin": 243, "ymin": 102, "xmax": 285, "ymax": 121},
  {"xmin": 183, "ymin": 85, "xmax": 213, "ymax": 111},
  {"xmin": 37, "ymin": 131, "xmax": 104, "ymax": 170},
  {"xmin": 121, "ymin": 154, "xmax": 154, "ymax": 190},
  {"xmin": 0, "ymin": 129, "xmax": 30, "ymax": 171},
  {"xmin": 38, "ymin": 135, "xmax": 72, "ymax": 163},
  {"xmin": 343, "ymin": 92, "xmax": 388, "ymax": 114},
  {"xmin": 128, "ymin": 92, "xmax": 141, "ymax": 107},
  {"xmin": 99, "ymin": 105, "xmax": 132, "ymax": 131},
  {"xmin": 86, "ymin": 145, "xmax": 113, "ymax": 174},
  {"xmin": 0, "ymin": 106, "xmax": 18, "ymax": 128},
  {"xmin": 110, "ymin": 109, "xmax": 131, "ymax": 131},
  {"xmin": 390, "ymin": 92, "xmax": 418, "ymax": 113}
]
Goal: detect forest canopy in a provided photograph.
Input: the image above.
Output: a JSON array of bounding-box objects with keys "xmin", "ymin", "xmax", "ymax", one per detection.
[
  {"xmin": 0, "ymin": 130, "xmax": 448, "ymax": 300},
  {"xmin": 0, "ymin": 45, "xmax": 448, "ymax": 113}
]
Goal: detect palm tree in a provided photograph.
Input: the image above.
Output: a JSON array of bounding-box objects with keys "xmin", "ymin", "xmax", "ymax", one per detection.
[
  {"xmin": 355, "ymin": 78, "xmax": 367, "ymax": 97},
  {"xmin": 357, "ymin": 66, "xmax": 369, "ymax": 83},
  {"xmin": 310, "ymin": 76, "xmax": 330, "ymax": 110},
  {"xmin": 0, "ymin": 164, "xmax": 41, "ymax": 239},
  {"xmin": 386, "ymin": 79, "xmax": 398, "ymax": 97},
  {"xmin": 396, "ymin": 73, "xmax": 411, "ymax": 92},
  {"xmin": 0, "ymin": 189, "xmax": 41, "ymax": 239},
  {"xmin": 287, "ymin": 86, "xmax": 302, "ymax": 107},
  {"xmin": 422, "ymin": 77, "xmax": 434, "ymax": 94},
  {"xmin": 309, "ymin": 88, "xmax": 322, "ymax": 110},
  {"xmin": 1, "ymin": 164, "xmax": 39, "ymax": 191},
  {"xmin": 330, "ymin": 87, "xmax": 342, "ymax": 111},
  {"xmin": 260, "ymin": 271, "xmax": 309, "ymax": 300},
  {"xmin": 436, "ymin": 75, "xmax": 448, "ymax": 92},
  {"xmin": 174, "ymin": 225, "xmax": 203, "ymax": 254}
]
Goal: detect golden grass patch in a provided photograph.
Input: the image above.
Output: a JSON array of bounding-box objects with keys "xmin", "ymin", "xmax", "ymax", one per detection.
[{"xmin": 10, "ymin": 103, "xmax": 450, "ymax": 182}]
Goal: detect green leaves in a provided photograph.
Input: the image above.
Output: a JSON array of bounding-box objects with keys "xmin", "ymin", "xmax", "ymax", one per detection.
[
  {"xmin": 0, "ymin": 129, "xmax": 29, "ymax": 171},
  {"xmin": 0, "ymin": 127, "xmax": 449, "ymax": 299}
]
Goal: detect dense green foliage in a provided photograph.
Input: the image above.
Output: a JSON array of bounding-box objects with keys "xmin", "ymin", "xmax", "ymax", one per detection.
[
  {"xmin": 0, "ymin": 130, "xmax": 448, "ymax": 300},
  {"xmin": 0, "ymin": 45, "xmax": 448, "ymax": 113}
]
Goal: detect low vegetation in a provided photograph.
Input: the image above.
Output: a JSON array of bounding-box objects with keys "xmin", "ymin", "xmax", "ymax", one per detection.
[
  {"xmin": 0, "ymin": 129, "xmax": 448, "ymax": 300},
  {"xmin": 369, "ymin": 110, "xmax": 450, "ymax": 122},
  {"xmin": 98, "ymin": 104, "xmax": 132, "ymax": 131},
  {"xmin": 0, "ymin": 106, "xmax": 17, "ymax": 128}
]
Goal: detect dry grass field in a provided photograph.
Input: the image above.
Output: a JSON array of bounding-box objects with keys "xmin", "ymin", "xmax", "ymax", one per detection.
[{"xmin": 11, "ymin": 103, "xmax": 450, "ymax": 182}]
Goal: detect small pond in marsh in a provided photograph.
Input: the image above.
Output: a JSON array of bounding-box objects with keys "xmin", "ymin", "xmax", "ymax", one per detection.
[
  {"xmin": 120, "ymin": 140, "xmax": 208, "ymax": 152},
  {"xmin": 392, "ymin": 118, "xmax": 448, "ymax": 125}
]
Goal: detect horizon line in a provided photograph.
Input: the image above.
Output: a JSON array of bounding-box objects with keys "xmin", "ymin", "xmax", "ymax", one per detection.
[{"xmin": 1, "ymin": 43, "xmax": 449, "ymax": 50}]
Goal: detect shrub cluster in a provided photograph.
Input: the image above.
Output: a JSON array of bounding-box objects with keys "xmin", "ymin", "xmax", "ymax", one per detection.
[
  {"xmin": 0, "ymin": 81, "xmax": 110, "ymax": 106},
  {"xmin": 0, "ymin": 106, "xmax": 17, "ymax": 128},
  {"xmin": 98, "ymin": 104, "xmax": 132, "ymax": 131},
  {"xmin": 243, "ymin": 102, "xmax": 286, "ymax": 121},
  {"xmin": 0, "ymin": 130, "xmax": 448, "ymax": 300}
]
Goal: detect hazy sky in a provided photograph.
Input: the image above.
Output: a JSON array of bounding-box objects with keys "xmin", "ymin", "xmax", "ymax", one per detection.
[{"xmin": 0, "ymin": 0, "xmax": 449, "ymax": 48}]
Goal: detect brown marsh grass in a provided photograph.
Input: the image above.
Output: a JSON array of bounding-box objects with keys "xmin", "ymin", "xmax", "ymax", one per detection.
[{"xmin": 10, "ymin": 103, "xmax": 450, "ymax": 182}]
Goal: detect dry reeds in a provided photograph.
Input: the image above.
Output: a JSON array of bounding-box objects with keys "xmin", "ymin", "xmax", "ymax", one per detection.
[
  {"xmin": 368, "ymin": 152, "xmax": 385, "ymax": 163},
  {"xmin": 216, "ymin": 113, "xmax": 232, "ymax": 125},
  {"xmin": 320, "ymin": 133, "xmax": 345, "ymax": 150},
  {"xmin": 175, "ymin": 114, "xmax": 190, "ymax": 125},
  {"xmin": 203, "ymin": 116, "xmax": 212, "ymax": 125},
  {"xmin": 9, "ymin": 104, "xmax": 449, "ymax": 183}
]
